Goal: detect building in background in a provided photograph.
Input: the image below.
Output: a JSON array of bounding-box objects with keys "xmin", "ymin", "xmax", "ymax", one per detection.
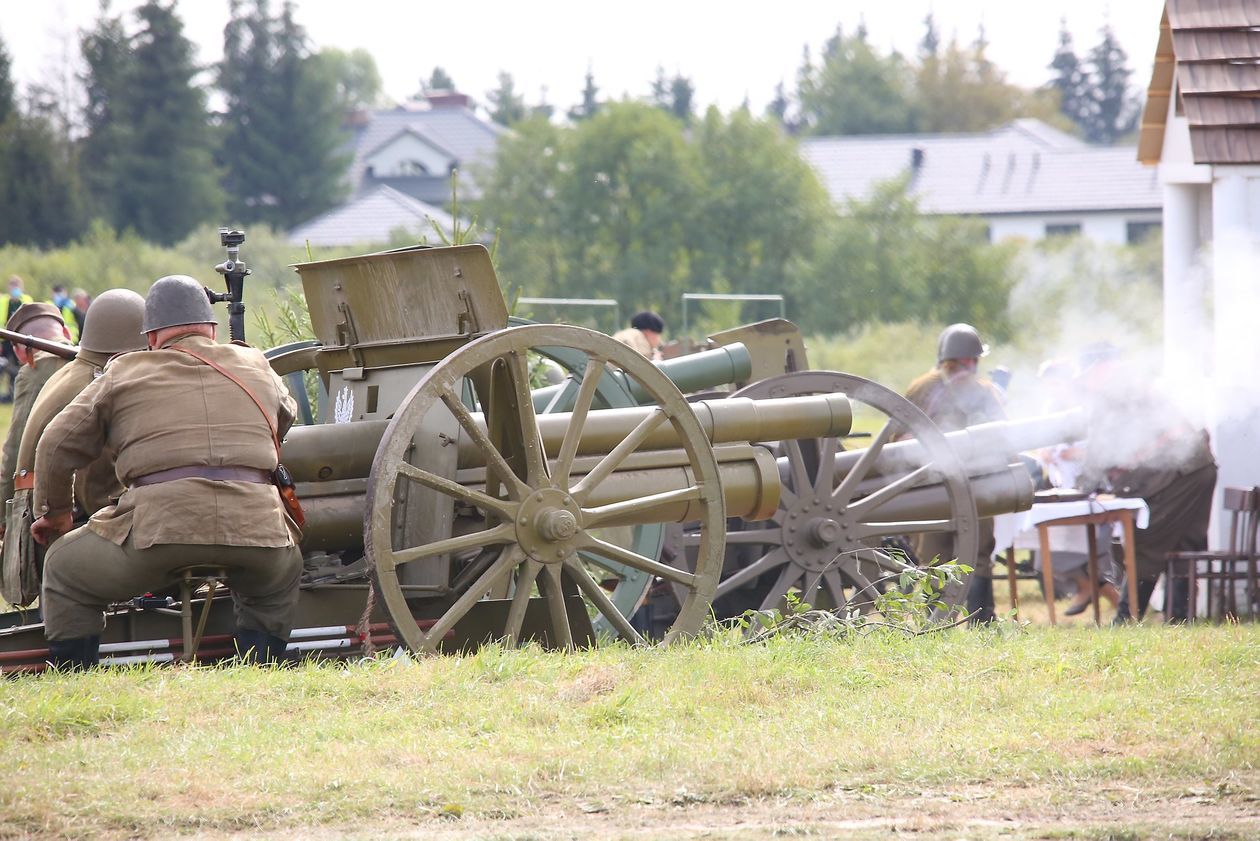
[
  {"xmin": 800, "ymin": 119, "xmax": 1162, "ymax": 244},
  {"xmin": 1138, "ymin": 0, "xmax": 1260, "ymax": 527},
  {"xmin": 288, "ymin": 92, "xmax": 501, "ymax": 246}
]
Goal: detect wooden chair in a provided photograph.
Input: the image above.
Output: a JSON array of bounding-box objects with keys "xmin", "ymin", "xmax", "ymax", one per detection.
[{"xmin": 1165, "ymin": 486, "xmax": 1259, "ymax": 621}]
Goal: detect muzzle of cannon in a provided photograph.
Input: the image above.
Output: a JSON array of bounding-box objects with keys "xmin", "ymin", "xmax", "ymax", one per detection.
[{"xmin": 825, "ymin": 409, "xmax": 1088, "ymax": 482}]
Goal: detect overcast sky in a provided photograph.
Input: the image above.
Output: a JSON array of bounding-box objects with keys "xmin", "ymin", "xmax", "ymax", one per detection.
[{"xmin": 2, "ymin": 1, "xmax": 1162, "ymax": 115}]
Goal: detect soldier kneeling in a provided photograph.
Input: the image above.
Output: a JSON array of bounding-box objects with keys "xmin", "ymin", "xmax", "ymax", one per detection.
[{"xmin": 31, "ymin": 275, "xmax": 303, "ymax": 669}]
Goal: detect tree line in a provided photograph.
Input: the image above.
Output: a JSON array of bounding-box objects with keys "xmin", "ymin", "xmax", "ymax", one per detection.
[
  {"xmin": 0, "ymin": 4, "xmax": 1146, "ymax": 340},
  {"xmin": 482, "ymin": 14, "xmax": 1142, "ymax": 144},
  {"xmin": 0, "ymin": 0, "xmax": 366, "ymax": 249}
]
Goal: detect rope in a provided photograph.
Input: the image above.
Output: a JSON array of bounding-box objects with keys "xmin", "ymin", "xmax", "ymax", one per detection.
[{"xmin": 356, "ymin": 578, "xmax": 377, "ymax": 658}]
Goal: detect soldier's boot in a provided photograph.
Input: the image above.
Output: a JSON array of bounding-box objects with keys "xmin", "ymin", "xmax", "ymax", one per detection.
[
  {"xmin": 966, "ymin": 574, "xmax": 995, "ymax": 625},
  {"xmin": 46, "ymin": 635, "xmax": 100, "ymax": 671},
  {"xmin": 233, "ymin": 628, "xmax": 289, "ymax": 665},
  {"xmin": 1113, "ymin": 579, "xmax": 1158, "ymax": 625}
]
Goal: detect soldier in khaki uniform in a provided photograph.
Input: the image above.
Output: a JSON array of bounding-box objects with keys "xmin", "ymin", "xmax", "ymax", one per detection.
[
  {"xmin": 0, "ymin": 304, "xmax": 73, "ymax": 509},
  {"xmin": 32, "ymin": 275, "xmax": 303, "ymax": 669},
  {"xmin": 612, "ymin": 311, "xmax": 665, "ymax": 361},
  {"xmin": 904, "ymin": 323, "xmax": 1006, "ymax": 622},
  {"xmin": 0, "ymin": 291, "xmax": 148, "ymax": 607}
]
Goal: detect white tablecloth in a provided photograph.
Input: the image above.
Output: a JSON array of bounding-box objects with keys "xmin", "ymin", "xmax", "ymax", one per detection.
[{"xmin": 992, "ymin": 496, "xmax": 1151, "ymax": 558}]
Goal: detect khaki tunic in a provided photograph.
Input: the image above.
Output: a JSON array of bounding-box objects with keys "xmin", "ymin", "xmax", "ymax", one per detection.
[
  {"xmin": 904, "ymin": 366, "xmax": 1006, "ymax": 433},
  {"xmin": 13, "ymin": 350, "xmax": 119, "ymax": 516},
  {"xmin": 1, "ymin": 352, "xmax": 70, "ymax": 504},
  {"xmin": 34, "ymin": 334, "xmax": 298, "ymax": 549},
  {"xmin": 612, "ymin": 328, "xmax": 656, "ymax": 360}
]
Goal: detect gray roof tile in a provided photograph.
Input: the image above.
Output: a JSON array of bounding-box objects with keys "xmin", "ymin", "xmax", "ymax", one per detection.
[
  {"xmin": 288, "ymin": 185, "xmax": 456, "ymax": 247},
  {"xmin": 799, "ymin": 120, "xmax": 1161, "ymax": 216}
]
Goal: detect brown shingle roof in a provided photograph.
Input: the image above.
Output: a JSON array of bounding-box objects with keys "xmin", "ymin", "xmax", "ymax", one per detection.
[{"xmin": 1139, "ymin": 1, "xmax": 1260, "ymax": 165}]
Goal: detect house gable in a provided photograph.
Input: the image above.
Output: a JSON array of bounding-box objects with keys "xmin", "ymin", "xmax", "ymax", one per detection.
[{"xmin": 364, "ymin": 129, "xmax": 455, "ymax": 179}]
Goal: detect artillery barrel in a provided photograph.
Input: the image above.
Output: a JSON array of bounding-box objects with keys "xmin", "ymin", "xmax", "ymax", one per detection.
[
  {"xmin": 827, "ymin": 409, "xmax": 1088, "ymax": 483},
  {"xmin": 298, "ymin": 445, "xmax": 780, "ymax": 552},
  {"xmin": 856, "ymin": 462, "xmax": 1035, "ymax": 523},
  {"xmin": 530, "ymin": 343, "xmax": 753, "ymax": 411},
  {"xmin": 282, "ymin": 393, "xmax": 853, "ymax": 484}
]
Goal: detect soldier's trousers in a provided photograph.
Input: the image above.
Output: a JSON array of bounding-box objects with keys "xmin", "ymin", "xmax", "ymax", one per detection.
[{"xmin": 42, "ymin": 528, "xmax": 302, "ymax": 641}]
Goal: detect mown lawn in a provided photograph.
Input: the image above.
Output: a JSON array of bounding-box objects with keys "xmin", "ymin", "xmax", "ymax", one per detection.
[{"xmin": 1, "ymin": 624, "xmax": 1256, "ymax": 839}]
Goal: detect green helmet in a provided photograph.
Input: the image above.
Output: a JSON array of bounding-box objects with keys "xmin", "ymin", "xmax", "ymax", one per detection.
[
  {"xmin": 937, "ymin": 323, "xmax": 988, "ymax": 363},
  {"xmin": 141, "ymin": 275, "xmax": 216, "ymax": 334},
  {"xmin": 80, "ymin": 289, "xmax": 147, "ymax": 354}
]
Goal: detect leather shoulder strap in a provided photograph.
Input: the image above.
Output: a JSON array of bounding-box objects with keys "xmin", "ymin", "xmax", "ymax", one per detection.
[{"xmin": 168, "ymin": 345, "xmax": 281, "ymax": 454}]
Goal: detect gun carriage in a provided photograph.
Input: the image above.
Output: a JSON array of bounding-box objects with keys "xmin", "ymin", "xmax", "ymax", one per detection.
[{"xmin": 0, "ymin": 238, "xmax": 1084, "ymax": 670}]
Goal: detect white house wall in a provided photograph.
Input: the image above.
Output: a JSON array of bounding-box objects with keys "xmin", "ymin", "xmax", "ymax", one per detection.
[
  {"xmin": 988, "ymin": 211, "xmax": 1160, "ymax": 244},
  {"xmin": 365, "ymin": 133, "xmax": 452, "ymax": 178}
]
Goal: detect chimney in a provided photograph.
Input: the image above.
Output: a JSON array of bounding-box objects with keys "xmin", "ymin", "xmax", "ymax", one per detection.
[{"xmin": 426, "ymin": 90, "xmax": 472, "ymax": 109}]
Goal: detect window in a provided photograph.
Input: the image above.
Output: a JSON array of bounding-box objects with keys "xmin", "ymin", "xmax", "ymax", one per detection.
[
  {"xmin": 1126, "ymin": 221, "xmax": 1161, "ymax": 244},
  {"xmin": 1045, "ymin": 223, "xmax": 1082, "ymax": 238},
  {"xmin": 395, "ymin": 160, "xmax": 429, "ymax": 176}
]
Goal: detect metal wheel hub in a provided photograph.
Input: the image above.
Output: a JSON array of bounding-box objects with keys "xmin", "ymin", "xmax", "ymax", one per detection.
[
  {"xmin": 783, "ymin": 494, "xmax": 848, "ymax": 572},
  {"xmin": 517, "ymin": 487, "xmax": 583, "ymax": 563}
]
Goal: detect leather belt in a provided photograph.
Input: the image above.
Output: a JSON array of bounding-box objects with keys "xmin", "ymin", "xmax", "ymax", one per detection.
[
  {"xmin": 131, "ymin": 466, "xmax": 273, "ymax": 488},
  {"xmin": 13, "ymin": 471, "xmax": 34, "ymax": 491}
]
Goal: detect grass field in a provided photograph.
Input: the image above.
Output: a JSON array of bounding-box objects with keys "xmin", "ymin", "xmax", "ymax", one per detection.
[{"xmin": 1, "ymin": 624, "xmax": 1255, "ymax": 839}]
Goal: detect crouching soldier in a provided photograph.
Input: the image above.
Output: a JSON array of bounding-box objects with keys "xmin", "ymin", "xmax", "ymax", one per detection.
[
  {"xmin": 1, "ymin": 290, "xmax": 148, "ymax": 607},
  {"xmin": 31, "ymin": 275, "xmax": 303, "ymax": 669}
]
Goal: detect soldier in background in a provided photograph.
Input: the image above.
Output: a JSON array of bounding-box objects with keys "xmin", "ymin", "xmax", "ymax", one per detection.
[
  {"xmin": 0, "ymin": 292, "xmax": 147, "ymax": 607},
  {"xmin": 613, "ymin": 311, "xmax": 666, "ymax": 361},
  {"xmin": 71, "ymin": 289, "xmax": 91, "ymax": 338},
  {"xmin": 904, "ymin": 323, "xmax": 1006, "ymax": 622},
  {"xmin": 0, "ymin": 304, "xmax": 73, "ymax": 509},
  {"xmin": 31, "ymin": 275, "xmax": 303, "ymax": 669}
]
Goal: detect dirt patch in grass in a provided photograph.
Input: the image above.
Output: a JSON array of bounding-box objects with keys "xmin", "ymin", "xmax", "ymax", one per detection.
[{"xmin": 230, "ymin": 779, "xmax": 1260, "ymax": 840}]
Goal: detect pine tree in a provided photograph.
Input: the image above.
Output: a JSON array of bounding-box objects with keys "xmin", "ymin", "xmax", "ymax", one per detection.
[
  {"xmin": 79, "ymin": 8, "xmax": 132, "ymax": 220},
  {"xmin": 219, "ymin": 0, "xmax": 349, "ymax": 228},
  {"xmin": 765, "ymin": 81, "xmax": 789, "ymax": 125},
  {"xmin": 919, "ymin": 12, "xmax": 940, "ymax": 61},
  {"xmin": 1048, "ymin": 20, "xmax": 1090, "ymax": 133},
  {"xmin": 797, "ymin": 26, "xmax": 915, "ymax": 134},
  {"xmin": 77, "ymin": 1, "xmax": 220, "ymax": 243},
  {"xmin": 0, "ymin": 113, "xmax": 85, "ymax": 247},
  {"xmin": 1083, "ymin": 24, "xmax": 1138, "ymax": 144},
  {"xmin": 486, "ymin": 71, "xmax": 527, "ymax": 126},
  {"xmin": 0, "ymin": 33, "xmax": 13, "ymax": 125},
  {"xmin": 423, "ymin": 66, "xmax": 455, "ymax": 93},
  {"xmin": 568, "ymin": 69, "xmax": 600, "ymax": 122},
  {"xmin": 669, "ymin": 75, "xmax": 695, "ymax": 123}
]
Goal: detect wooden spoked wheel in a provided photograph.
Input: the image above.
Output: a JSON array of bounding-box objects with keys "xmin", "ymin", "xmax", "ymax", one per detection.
[
  {"xmin": 365, "ymin": 325, "xmax": 726, "ymax": 653},
  {"xmin": 671, "ymin": 371, "xmax": 979, "ymax": 615},
  {"xmin": 508, "ymin": 318, "xmax": 665, "ymax": 635}
]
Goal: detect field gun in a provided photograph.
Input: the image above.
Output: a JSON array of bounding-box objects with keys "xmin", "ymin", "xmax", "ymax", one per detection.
[{"xmin": 0, "ymin": 240, "xmax": 1085, "ymax": 671}]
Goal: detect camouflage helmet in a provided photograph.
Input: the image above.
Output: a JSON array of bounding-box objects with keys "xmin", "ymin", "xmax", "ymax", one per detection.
[
  {"xmin": 141, "ymin": 275, "xmax": 216, "ymax": 334},
  {"xmin": 80, "ymin": 289, "xmax": 148, "ymax": 354},
  {"xmin": 937, "ymin": 323, "xmax": 988, "ymax": 363}
]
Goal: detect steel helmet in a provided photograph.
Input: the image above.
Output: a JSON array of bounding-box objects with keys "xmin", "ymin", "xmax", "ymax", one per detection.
[
  {"xmin": 79, "ymin": 289, "xmax": 147, "ymax": 354},
  {"xmin": 937, "ymin": 323, "xmax": 988, "ymax": 363},
  {"xmin": 141, "ymin": 275, "xmax": 216, "ymax": 334}
]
